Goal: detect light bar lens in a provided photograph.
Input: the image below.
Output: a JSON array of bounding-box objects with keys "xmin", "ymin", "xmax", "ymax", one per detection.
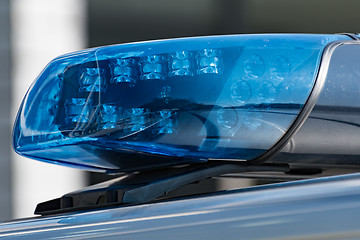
[{"xmin": 13, "ymin": 34, "xmax": 348, "ymax": 172}]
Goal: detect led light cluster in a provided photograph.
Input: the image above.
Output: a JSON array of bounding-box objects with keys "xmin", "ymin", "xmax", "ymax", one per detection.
[
  {"xmin": 79, "ymin": 68, "xmax": 106, "ymax": 92},
  {"xmin": 100, "ymin": 104, "xmax": 123, "ymax": 130},
  {"xmin": 232, "ymin": 55, "xmax": 291, "ymax": 105},
  {"xmin": 70, "ymin": 53, "xmax": 292, "ymax": 133},
  {"xmin": 110, "ymin": 58, "xmax": 137, "ymax": 86},
  {"xmin": 157, "ymin": 110, "xmax": 177, "ymax": 134},
  {"xmin": 78, "ymin": 49, "xmax": 222, "ymax": 93},
  {"xmin": 198, "ymin": 49, "xmax": 222, "ymax": 74},
  {"xmin": 65, "ymin": 101, "xmax": 178, "ymax": 134},
  {"xmin": 169, "ymin": 51, "xmax": 194, "ymax": 77},
  {"xmin": 65, "ymin": 98, "xmax": 92, "ymax": 124},
  {"xmin": 223, "ymin": 54, "xmax": 291, "ymax": 131},
  {"xmin": 140, "ymin": 55, "xmax": 165, "ymax": 80}
]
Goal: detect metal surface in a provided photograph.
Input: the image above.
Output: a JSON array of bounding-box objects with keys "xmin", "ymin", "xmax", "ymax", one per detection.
[
  {"xmin": 1, "ymin": 173, "xmax": 360, "ymax": 239},
  {"xmin": 272, "ymin": 42, "xmax": 360, "ymax": 167}
]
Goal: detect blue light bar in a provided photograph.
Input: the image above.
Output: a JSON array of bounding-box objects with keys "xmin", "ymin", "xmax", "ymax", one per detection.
[{"xmin": 12, "ymin": 34, "xmax": 349, "ymax": 173}]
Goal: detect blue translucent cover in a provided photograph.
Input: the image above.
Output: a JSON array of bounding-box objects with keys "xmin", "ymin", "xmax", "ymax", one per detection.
[{"xmin": 13, "ymin": 34, "xmax": 348, "ymax": 173}]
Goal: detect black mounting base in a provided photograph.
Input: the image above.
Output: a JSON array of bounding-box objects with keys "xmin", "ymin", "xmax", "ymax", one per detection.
[{"xmin": 35, "ymin": 162, "xmax": 290, "ymax": 216}]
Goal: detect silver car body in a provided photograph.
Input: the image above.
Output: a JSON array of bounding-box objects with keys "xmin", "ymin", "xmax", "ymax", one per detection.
[{"xmin": 1, "ymin": 173, "xmax": 360, "ymax": 239}]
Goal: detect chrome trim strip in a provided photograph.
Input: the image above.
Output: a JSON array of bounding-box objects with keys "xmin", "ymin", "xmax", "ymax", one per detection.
[
  {"xmin": 250, "ymin": 40, "xmax": 360, "ymax": 164},
  {"xmin": 337, "ymin": 33, "xmax": 360, "ymax": 40}
]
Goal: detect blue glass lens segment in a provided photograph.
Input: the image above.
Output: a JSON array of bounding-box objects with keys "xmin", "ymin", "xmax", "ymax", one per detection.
[
  {"xmin": 79, "ymin": 68, "xmax": 106, "ymax": 92},
  {"xmin": 169, "ymin": 51, "xmax": 194, "ymax": 77},
  {"xmin": 13, "ymin": 34, "xmax": 349, "ymax": 173},
  {"xmin": 110, "ymin": 58, "xmax": 138, "ymax": 86},
  {"xmin": 140, "ymin": 55, "xmax": 165, "ymax": 80}
]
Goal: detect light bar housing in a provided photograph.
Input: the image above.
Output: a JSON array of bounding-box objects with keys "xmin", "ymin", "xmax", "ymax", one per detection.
[{"xmin": 13, "ymin": 34, "xmax": 352, "ymax": 173}]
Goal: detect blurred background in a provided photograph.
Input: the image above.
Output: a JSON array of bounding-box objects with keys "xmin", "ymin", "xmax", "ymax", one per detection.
[{"xmin": 1, "ymin": 0, "xmax": 360, "ymax": 220}]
